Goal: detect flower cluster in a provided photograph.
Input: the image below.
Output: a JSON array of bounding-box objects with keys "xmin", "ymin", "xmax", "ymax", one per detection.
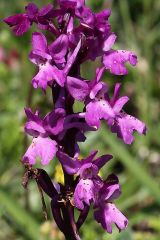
[{"xmin": 4, "ymin": 1, "xmax": 146, "ymax": 239}]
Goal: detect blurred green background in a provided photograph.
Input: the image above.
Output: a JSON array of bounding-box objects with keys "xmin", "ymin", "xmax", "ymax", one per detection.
[{"xmin": 0, "ymin": 0, "xmax": 160, "ymax": 239}]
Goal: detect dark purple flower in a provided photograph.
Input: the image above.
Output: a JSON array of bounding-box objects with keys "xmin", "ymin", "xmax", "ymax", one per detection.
[
  {"xmin": 24, "ymin": 108, "xmax": 46, "ymax": 137},
  {"xmin": 67, "ymin": 5, "xmax": 114, "ymax": 61},
  {"xmin": 76, "ymin": 5, "xmax": 111, "ymax": 33},
  {"xmin": 57, "ymin": 150, "xmax": 112, "ymax": 209},
  {"xmin": 85, "ymin": 76, "xmax": 146, "ymax": 144},
  {"xmin": 58, "ymin": 0, "xmax": 85, "ymax": 11},
  {"xmin": 94, "ymin": 203, "xmax": 128, "ymax": 233},
  {"xmin": 103, "ymin": 50, "xmax": 137, "ymax": 75},
  {"xmin": 95, "ymin": 9, "xmax": 111, "ymax": 33},
  {"xmin": 94, "ymin": 174, "xmax": 128, "ymax": 233},
  {"xmin": 66, "ymin": 67, "xmax": 105, "ymax": 102},
  {"xmin": 85, "ymin": 80, "xmax": 122, "ymax": 129},
  {"xmin": 22, "ymin": 108, "xmax": 65, "ymax": 166},
  {"xmin": 4, "ymin": 3, "xmax": 56, "ymax": 36},
  {"xmin": 49, "ymin": 34, "xmax": 69, "ymax": 66},
  {"xmin": 43, "ymin": 109, "xmax": 66, "ymax": 136},
  {"xmin": 76, "ymin": 6, "xmax": 95, "ymax": 28},
  {"xmin": 23, "ymin": 136, "xmax": 57, "ymax": 165},
  {"xmin": 29, "ymin": 32, "xmax": 67, "ymax": 89},
  {"xmin": 65, "ymin": 67, "xmax": 144, "ymax": 145},
  {"xmin": 76, "ymin": 67, "xmax": 115, "ymax": 128},
  {"xmin": 107, "ymin": 83, "xmax": 147, "ymax": 144},
  {"xmin": 67, "ymin": 76, "xmax": 89, "ymax": 101},
  {"xmin": 74, "ymin": 178, "xmax": 101, "ymax": 210},
  {"xmin": 68, "ymin": 16, "xmax": 114, "ymax": 61},
  {"xmin": 24, "ymin": 107, "xmax": 65, "ymax": 137},
  {"xmin": 25, "ymin": 3, "xmax": 39, "ymax": 20},
  {"xmin": 29, "ymin": 32, "xmax": 81, "ymax": 90},
  {"xmin": 4, "ymin": 14, "xmax": 31, "ymax": 36},
  {"xmin": 57, "ymin": 150, "xmax": 112, "ymax": 176},
  {"xmin": 26, "ymin": 3, "xmax": 60, "ymax": 32},
  {"xmin": 85, "ymin": 32, "xmax": 116, "ymax": 61},
  {"xmin": 24, "ymin": 108, "xmax": 93, "ymax": 165}
]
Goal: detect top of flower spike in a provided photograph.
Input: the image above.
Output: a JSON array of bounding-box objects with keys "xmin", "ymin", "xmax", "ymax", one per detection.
[
  {"xmin": 4, "ymin": 3, "xmax": 56, "ymax": 36},
  {"xmin": 58, "ymin": 0, "xmax": 85, "ymax": 9},
  {"xmin": 4, "ymin": 1, "xmax": 137, "ymax": 76}
]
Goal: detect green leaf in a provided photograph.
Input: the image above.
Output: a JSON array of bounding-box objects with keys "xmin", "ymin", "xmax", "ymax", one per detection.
[{"xmin": 0, "ymin": 188, "xmax": 40, "ymax": 240}]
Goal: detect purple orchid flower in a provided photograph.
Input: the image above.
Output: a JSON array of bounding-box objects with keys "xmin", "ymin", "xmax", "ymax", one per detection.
[
  {"xmin": 85, "ymin": 74, "xmax": 122, "ymax": 129},
  {"xmin": 88, "ymin": 33, "xmax": 116, "ymax": 61},
  {"xmin": 68, "ymin": 19, "xmax": 115, "ymax": 61},
  {"xmin": 106, "ymin": 83, "xmax": 147, "ymax": 144},
  {"xmin": 103, "ymin": 50, "xmax": 138, "ymax": 75},
  {"xmin": 58, "ymin": 0, "xmax": 85, "ymax": 12},
  {"xmin": 23, "ymin": 136, "xmax": 57, "ymax": 166},
  {"xmin": 4, "ymin": 3, "xmax": 57, "ymax": 36},
  {"xmin": 66, "ymin": 76, "xmax": 90, "ymax": 101},
  {"xmin": 57, "ymin": 150, "xmax": 112, "ymax": 209},
  {"xmin": 68, "ymin": 5, "xmax": 115, "ymax": 61},
  {"xmin": 29, "ymin": 32, "xmax": 67, "ymax": 89},
  {"xmin": 57, "ymin": 0, "xmax": 85, "ymax": 35},
  {"xmin": 24, "ymin": 108, "xmax": 65, "ymax": 137},
  {"xmin": 94, "ymin": 174, "xmax": 128, "ymax": 233},
  {"xmin": 85, "ymin": 74, "xmax": 146, "ymax": 144},
  {"xmin": 95, "ymin": 9, "xmax": 111, "ymax": 33},
  {"xmin": 4, "ymin": 13, "xmax": 31, "ymax": 36},
  {"xmin": 74, "ymin": 178, "xmax": 102, "ymax": 210},
  {"xmin": 66, "ymin": 67, "xmax": 112, "ymax": 126},
  {"xmin": 66, "ymin": 67, "xmax": 146, "ymax": 144},
  {"xmin": 76, "ymin": 5, "xmax": 95, "ymax": 28},
  {"xmin": 66, "ymin": 67, "xmax": 105, "ymax": 103},
  {"xmin": 23, "ymin": 108, "xmax": 94, "ymax": 165},
  {"xmin": 29, "ymin": 32, "xmax": 81, "ymax": 90},
  {"xmin": 75, "ymin": 4, "xmax": 111, "ymax": 32},
  {"xmin": 23, "ymin": 108, "xmax": 65, "ymax": 165}
]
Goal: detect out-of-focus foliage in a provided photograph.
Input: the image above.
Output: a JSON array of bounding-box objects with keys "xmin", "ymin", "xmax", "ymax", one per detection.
[{"xmin": 0, "ymin": 0, "xmax": 160, "ymax": 239}]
